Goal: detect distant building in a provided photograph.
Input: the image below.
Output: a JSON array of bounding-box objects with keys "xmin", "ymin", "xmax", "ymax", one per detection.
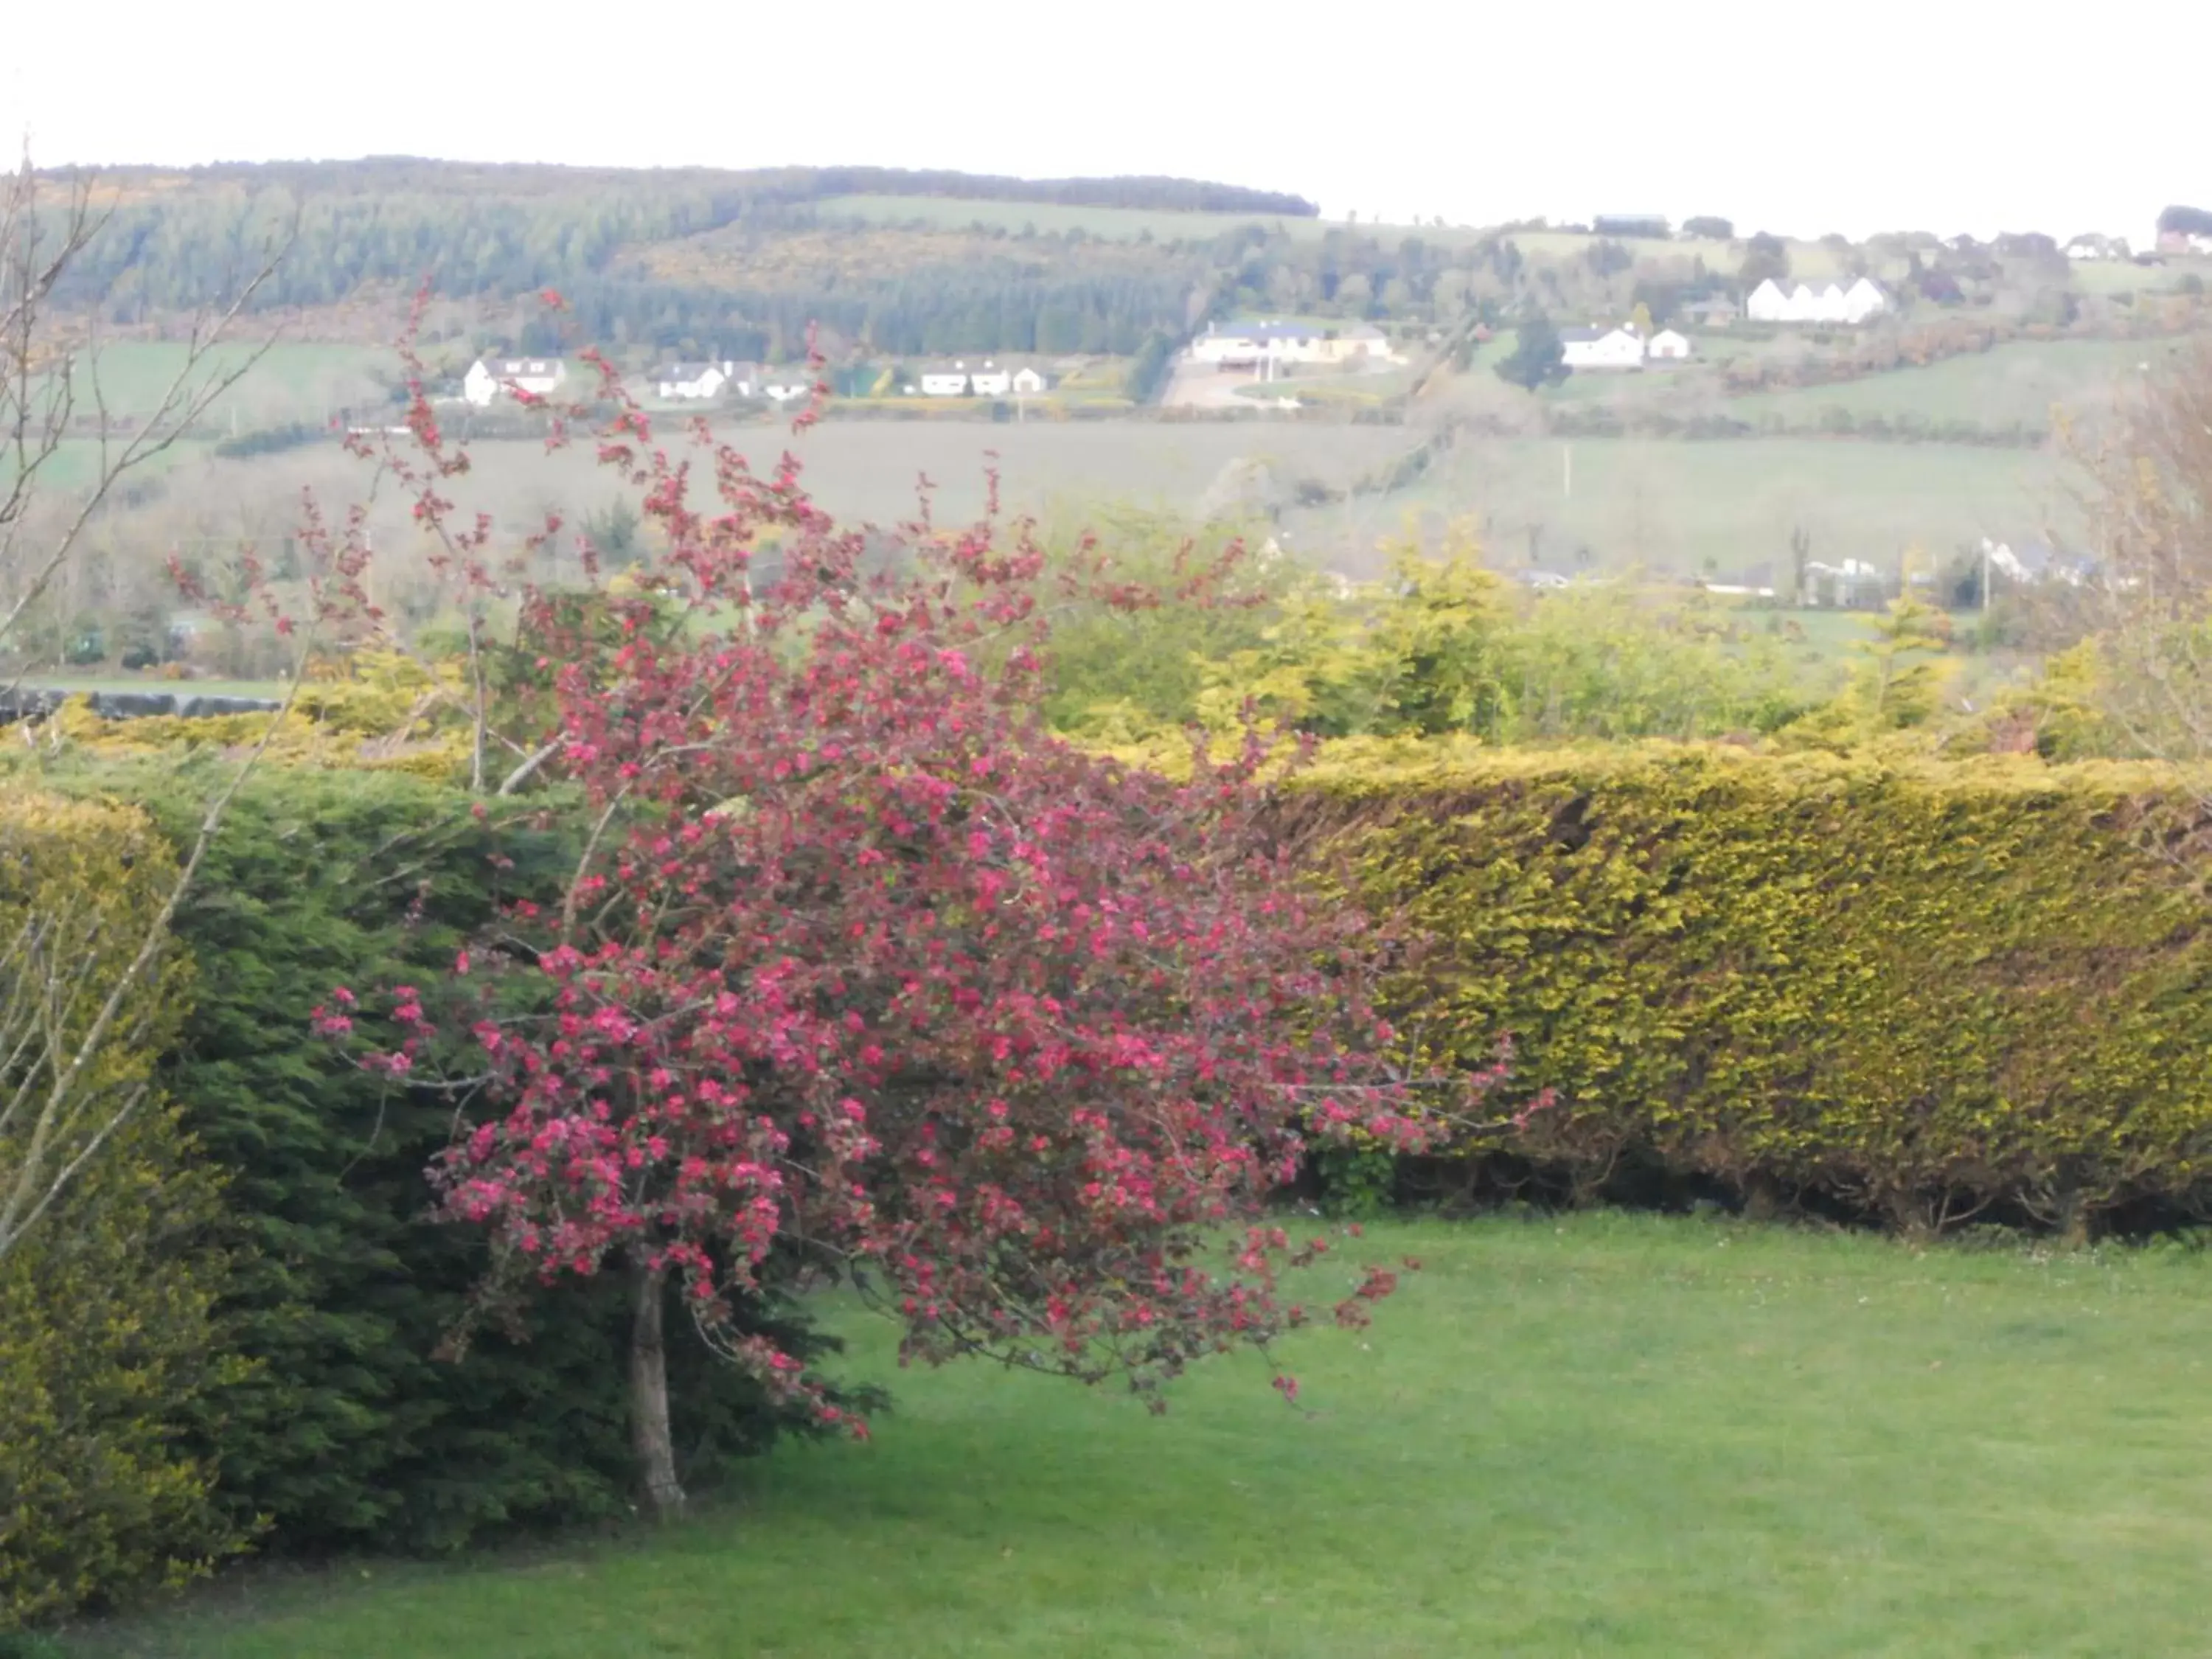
[
  {"xmin": 653, "ymin": 360, "xmax": 748, "ymax": 400},
  {"xmin": 1189, "ymin": 319, "xmax": 1396, "ymax": 369},
  {"xmin": 1803, "ymin": 557, "xmax": 1887, "ymax": 607},
  {"xmin": 1559, "ymin": 325, "xmax": 1647, "ymax": 370},
  {"xmin": 760, "ymin": 372, "xmax": 815, "ymax": 403},
  {"xmin": 1012, "ymin": 366, "xmax": 1050, "ymax": 395},
  {"xmin": 462, "ymin": 356, "xmax": 568, "ymax": 406},
  {"xmin": 967, "ymin": 359, "xmax": 1012, "ymax": 397},
  {"xmin": 1980, "ymin": 537, "xmax": 2096, "ymax": 587},
  {"xmin": 1745, "ymin": 278, "xmax": 1890, "ymax": 324},
  {"xmin": 917, "ymin": 366, "xmax": 968, "ymax": 396},
  {"xmin": 1677, "ymin": 293, "xmax": 1741, "ymax": 327},
  {"xmin": 1701, "ymin": 560, "xmax": 1776, "ymax": 598},
  {"xmin": 1647, "ymin": 328, "xmax": 1693, "ymax": 361}
]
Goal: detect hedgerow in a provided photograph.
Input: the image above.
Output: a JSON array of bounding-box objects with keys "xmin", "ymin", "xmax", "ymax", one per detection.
[
  {"xmin": 0, "ymin": 790, "xmax": 243, "ymax": 1630},
  {"xmin": 18, "ymin": 758, "xmax": 861, "ymax": 1561},
  {"xmin": 1290, "ymin": 741, "xmax": 2212, "ymax": 1235}
]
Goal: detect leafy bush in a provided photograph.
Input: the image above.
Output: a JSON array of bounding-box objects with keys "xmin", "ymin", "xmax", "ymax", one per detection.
[{"xmin": 1298, "ymin": 744, "xmax": 2212, "ymax": 1235}]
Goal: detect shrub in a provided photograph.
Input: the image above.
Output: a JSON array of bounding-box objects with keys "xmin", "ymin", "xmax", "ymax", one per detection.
[
  {"xmin": 33, "ymin": 760, "xmax": 858, "ymax": 1554},
  {"xmin": 1296, "ymin": 743, "xmax": 2212, "ymax": 1235},
  {"xmin": 0, "ymin": 790, "xmax": 243, "ymax": 1630}
]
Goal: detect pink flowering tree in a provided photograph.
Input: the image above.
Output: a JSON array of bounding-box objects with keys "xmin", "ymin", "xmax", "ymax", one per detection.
[{"xmin": 335, "ymin": 329, "xmax": 1501, "ymax": 1520}]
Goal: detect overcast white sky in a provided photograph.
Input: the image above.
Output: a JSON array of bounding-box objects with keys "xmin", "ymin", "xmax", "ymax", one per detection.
[{"xmin": 6, "ymin": 0, "xmax": 2206, "ymax": 242}]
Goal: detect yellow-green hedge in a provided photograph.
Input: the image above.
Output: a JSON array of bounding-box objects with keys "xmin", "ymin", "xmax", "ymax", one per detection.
[
  {"xmin": 1292, "ymin": 743, "xmax": 2212, "ymax": 1234},
  {"xmin": 0, "ymin": 787, "xmax": 243, "ymax": 1630}
]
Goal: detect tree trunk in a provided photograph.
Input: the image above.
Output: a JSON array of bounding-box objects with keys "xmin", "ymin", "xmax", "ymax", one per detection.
[{"xmin": 630, "ymin": 1261, "xmax": 686, "ymax": 1521}]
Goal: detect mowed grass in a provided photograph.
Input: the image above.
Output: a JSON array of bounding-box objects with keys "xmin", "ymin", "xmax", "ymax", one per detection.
[{"xmin": 72, "ymin": 1214, "xmax": 2212, "ymax": 1658}]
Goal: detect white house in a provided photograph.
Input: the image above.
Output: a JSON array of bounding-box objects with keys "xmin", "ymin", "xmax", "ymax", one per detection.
[
  {"xmin": 462, "ymin": 356, "xmax": 568, "ymax": 407},
  {"xmin": 1980, "ymin": 537, "xmax": 2095, "ymax": 587},
  {"xmin": 654, "ymin": 360, "xmax": 745, "ymax": 400},
  {"xmin": 967, "ymin": 360, "xmax": 1012, "ymax": 397},
  {"xmin": 1647, "ymin": 328, "xmax": 1692, "ymax": 361},
  {"xmin": 1189, "ymin": 319, "xmax": 1396, "ymax": 369},
  {"xmin": 1745, "ymin": 278, "xmax": 1891, "ymax": 324},
  {"xmin": 919, "ymin": 364, "xmax": 973, "ymax": 396},
  {"xmin": 1559, "ymin": 325, "xmax": 1647, "ymax": 370},
  {"xmin": 1011, "ymin": 366, "xmax": 1049, "ymax": 395},
  {"xmin": 760, "ymin": 372, "xmax": 815, "ymax": 403},
  {"xmin": 1803, "ymin": 557, "xmax": 1887, "ymax": 606},
  {"xmin": 1701, "ymin": 561, "xmax": 1776, "ymax": 598}
]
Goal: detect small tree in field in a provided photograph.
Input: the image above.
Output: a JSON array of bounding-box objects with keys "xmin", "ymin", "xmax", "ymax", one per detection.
[
  {"xmin": 341, "ymin": 344, "xmax": 1496, "ymax": 1518},
  {"xmin": 1496, "ymin": 316, "xmax": 1567, "ymax": 390}
]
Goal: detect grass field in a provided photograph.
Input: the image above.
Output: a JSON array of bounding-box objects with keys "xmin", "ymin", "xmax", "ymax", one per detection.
[
  {"xmin": 58, "ymin": 341, "xmax": 391, "ymax": 425},
  {"xmin": 2, "ymin": 436, "xmax": 206, "ymax": 494},
  {"xmin": 1284, "ymin": 435, "xmax": 2070, "ymax": 581},
  {"xmin": 1724, "ymin": 337, "xmax": 2182, "ymax": 427},
  {"xmin": 268, "ymin": 418, "xmax": 1416, "ymax": 542},
  {"xmin": 98, "ymin": 417, "xmax": 2071, "ymax": 589},
  {"xmin": 72, "ymin": 1214, "xmax": 2212, "ymax": 1658},
  {"xmin": 2067, "ymin": 257, "xmax": 2209, "ymax": 295}
]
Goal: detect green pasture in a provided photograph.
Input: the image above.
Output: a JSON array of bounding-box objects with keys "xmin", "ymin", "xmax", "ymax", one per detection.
[
  {"xmin": 47, "ymin": 341, "xmax": 391, "ymax": 425},
  {"xmin": 1286, "ymin": 436, "xmax": 2069, "ymax": 580},
  {"xmin": 1725, "ymin": 337, "xmax": 2185, "ymax": 427}
]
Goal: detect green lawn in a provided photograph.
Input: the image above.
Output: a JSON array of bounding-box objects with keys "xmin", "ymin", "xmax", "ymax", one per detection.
[{"xmin": 72, "ymin": 1214, "xmax": 2212, "ymax": 1657}]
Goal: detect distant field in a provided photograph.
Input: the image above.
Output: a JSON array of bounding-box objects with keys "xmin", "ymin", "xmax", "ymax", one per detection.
[
  {"xmin": 816, "ymin": 201, "xmax": 1887, "ymax": 282},
  {"xmin": 205, "ymin": 418, "xmax": 1418, "ymax": 544},
  {"xmin": 2067, "ymin": 258, "xmax": 2206, "ymax": 295},
  {"xmin": 1725, "ymin": 338, "xmax": 2179, "ymax": 427},
  {"xmin": 1281, "ymin": 436, "xmax": 2071, "ymax": 580},
  {"xmin": 815, "ymin": 194, "xmax": 1332, "ymax": 244},
  {"xmin": 52, "ymin": 341, "xmax": 391, "ymax": 425},
  {"xmin": 4, "ymin": 435, "xmax": 206, "ymax": 493},
  {"xmin": 86, "ymin": 415, "xmax": 2077, "ymax": 591}
]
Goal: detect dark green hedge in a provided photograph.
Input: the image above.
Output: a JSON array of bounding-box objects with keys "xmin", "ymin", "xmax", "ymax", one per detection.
[
  {"xmin": 1297, "ymin": 744, "xmax": 2212, "ymax": 1235},
  {"xmin": 52, "ymin": 761, "xmax": 852, "ymax": 1554}
]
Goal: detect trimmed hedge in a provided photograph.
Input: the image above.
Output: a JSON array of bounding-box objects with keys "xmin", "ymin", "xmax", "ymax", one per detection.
[
  {"xmin": 35, "ymin": 760, "xmax": 858, "ymax": 1557},
  {"xmin": 1295, "ymin": 743, "xmax": 2212, "ymax": 1235},
  {"xmin": 0, "ymin": 790, "xmax": 243, "ymax": 1629}
]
